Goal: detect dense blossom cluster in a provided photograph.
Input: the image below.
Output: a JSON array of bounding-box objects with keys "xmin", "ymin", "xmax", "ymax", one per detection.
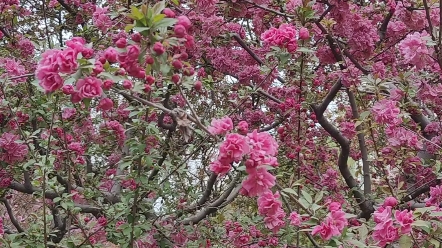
[
  {"xmin": 261, "ymin": 24, "xmax": 298, "ymax": 53},
  {"xmin": 1, "ymin": 0, "xmax": 442, "ymax": 246}
]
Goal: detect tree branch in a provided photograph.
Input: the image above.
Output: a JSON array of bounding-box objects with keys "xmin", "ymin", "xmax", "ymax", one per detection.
[
  {"xmin": 1, "ymin": 198, "xmax": 24, "ymax": 233},
  {"xmin": 347, "ymin": 90, "xmax": 371, "ymax": 196},
  {"xmin": 180, "ymin": 180, "xmax": 241, "ymax": 225}
]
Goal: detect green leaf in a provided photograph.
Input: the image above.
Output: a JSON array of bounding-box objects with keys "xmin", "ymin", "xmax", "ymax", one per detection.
[
  {"xmin": 134, "ymin": 27, "xmax": 150, "ymax": 33},
  {"xmin": 152, "ymin": 1, "xmax": 165, "ymax": 15},
  {"xmin": 125, "ymin": 24, "xmax": 135, "ymax": 32},
  {"xmin": 358, "ymin": 223, "xmax": 368, "ymax": 240},
  {"xmin": 152, "ymin": 14, "xmax": 166, "ymax": 24},
  {"xmin": 297, "ymin": 47, "xmax": 315, "ymax": 53},
  {"xmin": 301, "ymin": 190, "xmax": 313, "ymax": 204},
  {"xmin": 359, "ymin": 111, "xmax": 370, "ymax": 120},
  {"xmin": 398, "ymin": 235, "xmax": 413, "ymax": 248},
  {"xmin": 314, "ymin": 191, "xmax": 324, "ymax": 203},
  {"xmin": 152, "ymin": 18, "xmax": 177, "ymax": 29},
  {"xmin": 282, "ymin": 188, "xmax": 298, "ymax": 196},
  {"xmin": 130, "ymin": 6, "xmax": 144, "ymax": 20},
  {"xmin": 412, "ymin": 220, "xmax": 431, "ymax": 233},
  {"xmin": 344, "ymin": 213, "xmax": 357, "ymax": 219}
]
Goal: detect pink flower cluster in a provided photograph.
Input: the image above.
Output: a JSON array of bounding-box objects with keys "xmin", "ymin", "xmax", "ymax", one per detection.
[
  {"xmin": 399, "ymin": 32, "xmax": 431, "ymax": 69},
  {"xmin": 426, "ymin": 185, "xmax": 442, "ymax": 206},
  {"xmin": 0, "ymin": 132, "xmax": 28, "ymax": 164},
  {"xmin": 258, "ymin": 191, "xmax": 285, "ymax": 232},
  {"xmin": 372, "ymin": 197, "xmax": 413, "ymax": 246},
  {"xmin": 103, "ymin": 121, "xmax": 126, "ymax": 146},
  {"xmin": 311, "ymin": 202, "xmax": 348, "ymax": 240},
  {"xmin": 386, "ymin": 126, "xmax": 423, "ymax": 150},
  {"xmin": 371, "ymin": 99, "xmax": 402, "ymax": 126},
  {"xmin": 340, "ymin": 122, "xmax": 356, "ymax": 139},
  {"xmin": 93, "ymin": 7, "xmax": 112, "ymax": 33},
  {"xmin": 209, "ymin": 117, "xmax": 282, "ymax": 231},
  {"xmin": 36, "ymin": 37, "xmax": 94, "ymax": 94},
  {"xmin": 208, "ymin": 116, "xmax": 234, "ymax": 135},
  {"xmin": 261, "ymin": 23, "xmax": 298, "ymax": 53}
]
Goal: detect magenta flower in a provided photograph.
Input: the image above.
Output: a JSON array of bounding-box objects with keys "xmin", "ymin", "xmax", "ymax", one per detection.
[{"xmin": 208, "ymin": 116, "xmax": 234, "ymax": 135}]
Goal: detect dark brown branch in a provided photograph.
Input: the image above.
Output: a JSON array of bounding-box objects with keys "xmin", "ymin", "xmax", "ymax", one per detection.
[
  {"xmin": 49, "ymin": 207, "xmax": 67, "ymax": 244},
  {"xmin": 231, "ymin": 34, "xmax": 287, "ymax": 84},
  {"xmin": 259, "ymin": 119, "xmax": 284, "ymax": 132},
  {"xmin": 316, "ymin": 79, "xmax": 343, "ymax": 115},
  {"xmin": 0, "ymin": 27, "xmax": 11, "ymax": 39},
  {"xmin": 378, "ymin": 11, "xmax": 394, "ymax": 43},
  {"xmin": 312, "ymin": 104, "xmax": 374, "ymax": 219},
  {"xmin": 243, "ymin": 0, "xmax": 295, "ymax": 18},
  {"xmin": 181, "ymin": 180, "xmax": 240, "ymax": 225},
  {"xmin": 56, "ymin": 0, "xmax": 75, "ymax": 13},
  {"xmin": 197, "ymin": 173, "xmax": 218, "ymax": 206},
  {"xmin": 347, "ymin": 90, "xmax": 371, "ymax": 196},
  {"xmin": 1, "ymin": 198, "xmax": 24, "ymax": 233}
]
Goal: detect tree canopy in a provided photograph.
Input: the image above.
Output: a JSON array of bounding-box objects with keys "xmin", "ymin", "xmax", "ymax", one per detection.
[{"xmin": 0, "ymin": 0, "xmax": 442, "ymax": 247}]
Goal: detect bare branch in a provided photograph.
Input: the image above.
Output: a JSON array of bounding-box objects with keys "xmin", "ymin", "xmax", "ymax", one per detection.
[
  {"xmin": 181, "ymin": 179, "xmax": 241, "ymax": 225},
  {"xmin": 347, "ymin": 90, "xmax": 371, "ymax": 196},
  {"xmin": 1, "ymin": 198, "xmax": 24, "ymax": 233}
]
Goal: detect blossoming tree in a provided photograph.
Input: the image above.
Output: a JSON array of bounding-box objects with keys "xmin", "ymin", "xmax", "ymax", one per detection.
[{"xmin": 1, "ymin": 0, "xmax": 442, "ymax": 246}]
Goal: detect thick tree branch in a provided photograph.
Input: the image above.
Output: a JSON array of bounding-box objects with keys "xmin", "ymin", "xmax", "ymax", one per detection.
[
  {"xmin": 181, "ymin": 180, "xmax": 241, "ymax": 225},
  {"xmin": 1, "ymin": 198, "xmax": 24, "ymax": 233},
  {"xmin": 347, "ymin": 90, "xmax": 371, "ymax": 196},
  {"xmin": 312, "ymin": 104, "xmax": 374, "ymax": 219}
]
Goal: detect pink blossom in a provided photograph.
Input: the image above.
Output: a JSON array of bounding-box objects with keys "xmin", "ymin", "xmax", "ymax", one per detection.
[
  {"xmin": 298, "ymin": 27, "xmax": 309, "ymax": 40},
  {"xmin": 57, "ymin": 48, "xmax": 78, "ymax": 73},
  {"xmin": 218, "ymin": 133, "xmax": 249, "ymax": 163},
  {"xmin": 340, "ymin": 122, "xmax": 356, "ymax": 139},
  {"xmin": 65, "ymin": 37, "xmax": 85, "ymax": 52},
  {"xmin": 399, "ymin": 32, "xmax": 431, "ymax": 69},
  {"xmin": 62, "ymin": 108, "xmax": 76, "ymax": 119},
  {"xmin": 394, "ymin": 209, "xmax": 413, "ymax": 234},
  {"xmin": 0, "ymin": 133, "xmax": 28, "ymax": 164},
  {"xmin": 371, "ymin": 99, "xmax": 401, "ymax": 125},
  {"xmin": 329, "ymin": 209, "xmax": 348, "ymax": 232},
  {"xmin": 153, "ymin": 42, "xmax": 165, "ymax": 55},
  {"xmin": 374, "ymin": 206, "xmax": 392, "ymax": 224},
  {"xmin": 426, "ymin": 185, "xmax": 442, "ymax": 206},
  {"xmin": 247, "ymin": 130, "xmax": 278, "ymax": 157},
  {"xmin": 311, "ymin": 218, "xmax": 341, "ymax": 240},
  {"xmin": 372, "ymin": 220, "xmax": 399, "ymax": 247},
  {"xmin": 209, "ymin": 160, "xmax": 231, "ymax": 175},
  {"xmin": 236, "ymin": 121, "xmax": 248, "ymax": 134},
  {"xmin": 174, "ymin": 24, "xmax": 187, "ymax": 38},
  {"xmin": 257, "ymin": 191, "xmax": 283, "ymax": 216},
  {"xmin": 177, "ymin": 16, "xmax": 192, "ymax": 30},
  {"xmin": 38, "ymin": 72, "xmax": 64, "ymax": 93},
  {"xmin": 98, "ymin": 98, "xmax": 113, "ymax": 111},
  {"xmin": 163, "ymin": 8, "xmax": 175, "ymax": 18},
  {"xmin": 328, "ymin": 202, "xmax": 341, "ymax": 211},
  {"xmin": 208, "ymin": 116, "xmax": 233, "ymax": 135},
  {"xmin": 76, "ymin": 77, "xmax": 102, "ymax": 98},
  {"xmin": 93, "ymin": 7, "xmax": 112, "ymax": 32},
  {"xmin": 263, "ymin": 208, "xmax": 285, "ymax": 232},
  {"xmin": 261, "ymin": 24, "xmax": 298, "ymax": 53},
  {"xmin": 242, "ymin": 166, "xmax": 276, "ymax": 197},
  {"xmin": 62, "ymin": 85, "xmax": 75, "ymax": 95},
  {"xmin": 383, "ymin": 197, "xmax": 398, "ymax": 207},
  {"xmin": 289, "ymin": 211, "xmax": 302, "ymax": 226},
  {"xmin": 103, "ymin": 47, "xmax": 118, "ymax": 63}
]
